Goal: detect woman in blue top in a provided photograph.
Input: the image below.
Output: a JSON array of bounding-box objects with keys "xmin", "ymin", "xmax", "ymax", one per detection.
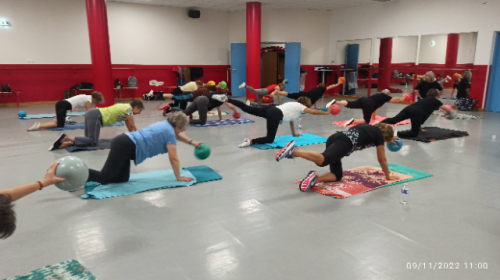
[{"xmin": 87, "ymin": 111, "xmax": 202, "ymax": 184}]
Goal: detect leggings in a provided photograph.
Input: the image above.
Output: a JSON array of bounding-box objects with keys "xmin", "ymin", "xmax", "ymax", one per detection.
[
  {"xmin": 74, "ymin": 109, "xmax": 102, "ymax": 147},
  {"xmin": 345, "ymin": 97, "xmax": 375, "ymax": 124},
  {"xmin": 382, "ymin": 107, "xmax": 424, "ymax": 138},
  {"xmin": 320, "ymin": 132, "xmax": 353, "ymax": 181},
  {"xmin": 183, "ymin": 96, "xmax": 210, "ymax": 125},
  {"xmin": 55, "ymin": 100, "xmax": 72, "ymax": 127},
  {"xmin": 245, "ymin": 86, "xmax": 270, "ymax": 105},
  {"xmin": 228, "ymin": 99, "xmax": 283, "ymax": 144},
  {"xmin": 87, "ymin": 134, "xmax": 136, "ymax": 184}
]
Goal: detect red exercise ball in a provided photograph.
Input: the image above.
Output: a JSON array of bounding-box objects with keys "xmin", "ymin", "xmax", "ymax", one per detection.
[
  {"xmin": 233, "ymin": 111, "xmax": 241, "ymax": 119},
  {"xmin": 330, "ymin": 104, "xmax": 341, "ymax": 116},
  {"xmin": 404, "ymin": 93, "xmax": 413, "ymax": 103},
  {"xmin": 261, "ymin": 95, "xmax": 273, "ymax": 104},
  {"xmin": 339, "ymin": 77, "xmax": 346, "ymax": 84}
]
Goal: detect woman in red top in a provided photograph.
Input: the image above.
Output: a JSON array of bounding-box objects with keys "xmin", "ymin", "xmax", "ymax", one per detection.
[{"xmin": 238, "ymin": 82, "xmax": 286, "ymax": 105}]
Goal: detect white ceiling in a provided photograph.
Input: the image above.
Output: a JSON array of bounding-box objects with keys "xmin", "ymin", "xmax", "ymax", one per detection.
[{"xmin": 108, "ymin": 0, "xmax": 386, "ymax": 12}]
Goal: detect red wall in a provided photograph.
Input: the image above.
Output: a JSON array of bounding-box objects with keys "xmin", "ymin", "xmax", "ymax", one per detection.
[{"xmin": 0, "ymin": 64, "xmax": 229, "ymax": 104}]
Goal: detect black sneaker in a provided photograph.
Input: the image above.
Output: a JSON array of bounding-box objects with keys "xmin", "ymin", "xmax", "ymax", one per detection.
[{"xmin": 49, "ymin": 133, "xmax": 66, "ymax": 151}]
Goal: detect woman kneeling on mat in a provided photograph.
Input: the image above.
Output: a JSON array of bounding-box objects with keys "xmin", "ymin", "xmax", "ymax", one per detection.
[
  {"xmin": 50, "ymin": 101, "xmax": 145, "ymax": 150},
  {"xmin": 164, "ymin": 87, "xmax": 237, "ymax": 125},
  {"xmin": 0, "ymin": 162, "xmax": 66, "ymax": 239},
  {"xmin": 87, "ymin": 111, "xmax": 202, "ymax": 184},
  {"xmin": 337, "ymin": 89, "xmax": 405, "ymax": 126},
  {"xmin": 226, "ymin": 97, "xmax": 337, "ymax": 148},
  {"xmin": 276, "ymin": 123, "xmax": 399, "ymax": 192},
  {"xmin": 382, "ymin": 89, "xmax": 453, "ymax": 138},
  {"xmin": 28, "ymin": 92, "xmax": 104, "ymax": 131},
  {"xmin": 272, "ymin": 82, "xmax": 342, "ymax": 108}
]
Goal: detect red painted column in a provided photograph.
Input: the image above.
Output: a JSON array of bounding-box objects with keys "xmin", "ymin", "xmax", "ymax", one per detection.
[
  {"xmin": 86, "ymin": 0, "xmax": 114, "ymax": 107},
  {"xmin": 378, "ymin": 38, "xmax": 393, "ymax": 91},
  {"xmin": 445, "ymin": 33, "xmax": 460, "ymax": 86},
  {"xmin": 246, "ymin": 2, "xmax": 261, "ymax": 101}
]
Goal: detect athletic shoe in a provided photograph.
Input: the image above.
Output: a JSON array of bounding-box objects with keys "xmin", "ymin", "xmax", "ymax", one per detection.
[
  {"xmin": 344, "ymin": 118, "xmax": 354, "ymax": 127},
  {"xmin": 238, "ymin": 138, "xmax": 251, "ymax": 148},
  {"xmin": 239, "ymin": 82, "xmax": 246, "ymax": 89},
  {"xmin": 211, "ymin": 94, "xmax": 227, "ymax": 102},
  {"xmin": 326, "ymin": 99, "xmax": 336, "ymax": 108},
  {"xmin": 147, "ymin": 90, "xmax": 154, "ymax": 97},
  {"xmin": 299, "ymin": 171, "xmax": 318, "ymax": 192},
  {"xmin": 246, "ymin": 100, "xmax": 251, "ymax": 106},
  {"xmin": 28, "ymin": 122, "xmax": 40, "ymax": 131},
  {"xmin": 49, "ymin": 133, "xmax": 66, "ymax": 151},
  {"xmin": 446, "ymin": 75, "xmax": 451, "ymax": 82},
  {"xmin": 373, "ymin": 121, "xmax": 380, "ymax": 125},
  {"xmin": 275, "ymin": 141, "xmax": 297, "ymax": 162}
]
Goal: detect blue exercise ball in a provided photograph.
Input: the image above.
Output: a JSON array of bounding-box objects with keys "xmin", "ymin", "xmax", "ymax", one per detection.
[
  {"xmin": 54, "ymin": 156, "xmax": 89, "ymax": 191},
  {"xmin": 194, "ymin": 144, "xmax": 211, "ymax": 160},
  {"xmin": 386, "ymin": 139, "xmax": 403, "ymax": 152},
  {"xmin": 405, "ymin": 74, "xmax": 411, "ymax": 79},
  {"xmin": 18, "ymin": 111, "xmax": 27, "ymax": 118}
]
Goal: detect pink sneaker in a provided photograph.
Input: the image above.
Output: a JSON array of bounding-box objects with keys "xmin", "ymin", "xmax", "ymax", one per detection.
[{"xmin": 299, "ymin": 171, "xmax": 318, "ymax": 192}]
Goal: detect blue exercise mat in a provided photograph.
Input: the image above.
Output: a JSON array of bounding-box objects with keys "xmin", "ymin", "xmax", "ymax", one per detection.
[
  {"xmin": 82, "ymin": 165, "xmax": 222, "ymax": 199},
  {"xmin": 191, "ymin": 118, "xmax": 255, "ymax": 127},
  {"xmin": 49, "ymin": 121, "xmax": 124, "ymax": 131},
  {"xmin": 252, "ymin": 133, "xmax": 327, "ymax": 150},
  {"xmin": 19, "ymin": 112, "xmax": 86, "ymax": 119}
]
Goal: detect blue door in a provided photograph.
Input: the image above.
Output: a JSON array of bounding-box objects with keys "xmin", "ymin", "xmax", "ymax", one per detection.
[
  {"xmin": 486, "ymin": 32, "xmax": 500, "ymax": 112},
  {"xmin": 231, "ymin": 43, "xmax": 247, "ymax": 97},
  {"xmin": 285, "ymin": 42, "xmax": 301, "ymax": 93},
  {"xmin": 345, "ymin": 44, "xmax": 360, "ymax": 95}
]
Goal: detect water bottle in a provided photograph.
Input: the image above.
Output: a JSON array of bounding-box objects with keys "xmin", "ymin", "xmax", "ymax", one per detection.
[
  {"xmin": 298, "ymin": 115, "xmax": 303, "ymax": 129},
  {"xmin": 400, "ymin": 184, "xmax": 409, "ymax": 204}
]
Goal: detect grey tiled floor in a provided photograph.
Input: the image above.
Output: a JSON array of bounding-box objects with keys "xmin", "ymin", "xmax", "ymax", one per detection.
[{"xmin": 0, "ymin": 98, "xmax": 498, "ymax": 279}]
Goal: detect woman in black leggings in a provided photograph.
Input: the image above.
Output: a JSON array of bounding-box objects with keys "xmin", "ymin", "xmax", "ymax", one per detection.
[
  {"xmin": 87, "ymin": 112, "xmax": 203, "ymax": 185},
  {"xmin": 226, "ymin": 97, "xmax": 335, "ymax": 147},
  {"xmin": 382, "ymin": 89, "xmax": 453, "ymax": 138},
  {"xmin": 272, "ymin": 82, "xmax": 342, "ymax": 108},
  {"xmin": 276, "ymin": 123, "xmax": 399, "ymax": 192},
  {"xmin": 336, "ymin": 89, "xmax": 405, "ymax": 126}
]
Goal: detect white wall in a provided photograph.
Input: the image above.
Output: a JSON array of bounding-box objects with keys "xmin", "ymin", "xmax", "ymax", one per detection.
[
  {"xmin": 0, "ymin": 0, "xmax": 230, "ymax": 65},
  {"xmin": 392, "ymin": 36, "xmax": 418, "ymax": 63},
  {"xmin": 419, "ymin": 34, "xmax": 448, "ymax": 64},
  {"xmin": 228, "ymin": 10, "xmax": 331, "ymax": 65},
  {"xmin": 336, "ymin": 39, "xmax": 372, "ymax": 64},
  {"xmin": 107, "ymin": 2, "xmax": 229, "ymax": 65},
  {"xmin": 329, "ymin": 0, "xmax": 500, "ymax": 65},
  {"xmin": 458, "ymin": 32, "xmax": 477, "ymax": 64},
  {"xmin": 0, "ymin": 0, "xmax": 91, "ymax": 64}
]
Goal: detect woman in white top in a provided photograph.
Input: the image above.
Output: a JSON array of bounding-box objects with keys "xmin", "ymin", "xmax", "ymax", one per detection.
[
  {"xmin": 226, "ymin": 97, "xmax": 336, "ymax": 147},
  {"xmin": 28, "ymin": 92, "xmax": 104, "ymax": 131}
]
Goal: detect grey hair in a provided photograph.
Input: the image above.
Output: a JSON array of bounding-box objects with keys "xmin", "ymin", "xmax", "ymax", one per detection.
[
  {"xmin": 463, "ymin": 71, "xmax": 472, "ymax": 82},
  {"xmin": 425, "ymin": 71, "xmax": 436, "ymax": 81},
  {"xmin": 166, "ymin": 111, "xmax": 189, "ymax": 130}
]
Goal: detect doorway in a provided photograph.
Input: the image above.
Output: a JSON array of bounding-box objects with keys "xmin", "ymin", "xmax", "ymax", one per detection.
[
  {"xmin": 261, "ymin": 45, "xmax": 285, "ymax": 87},
  {"xmin": 486, "ymin": 32, "xmax": 500, "ymax": 112}
]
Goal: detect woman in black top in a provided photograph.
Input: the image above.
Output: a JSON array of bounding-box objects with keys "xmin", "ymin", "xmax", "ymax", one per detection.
[
  {"xmin": 164, "ymin": 87, "xmax": 237, "ymax": 125},
  {"xmin": 414, "ymin": 71, "xmax": 443, "ymax": 99},
  {"xmin": 450, "ymin": 71, "xmax": 472, "ymax": 99},
  {"xmin": 382, "ymin": 89, "xmax": 453, "ymax": 138},
  {"xmin": 336, "ymin": 89, "xmax": 405, "ymax": 126},
  {"xmin": 276, "ymin": 123, "xmax": 399, "ymax": 192},
  {"xmin": 272, "ymin": 82, "xmax": 342, "ymax": 108}
]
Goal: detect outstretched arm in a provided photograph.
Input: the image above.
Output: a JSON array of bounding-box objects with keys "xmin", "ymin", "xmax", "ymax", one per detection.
[
  {"xmin": 176, "ymin": 132, "xmax": 202, "ymax": 149},
  {"xmin": 389, "ymin": 97, "xmax": 405, "ymax": 103},
  {"xmin": 326, "ymin": 83, "xmax": 341, "ymax": 91},
  {"xmin": 304, "ymin": 107, "xmax": 331, "ymax": 115},
  {"xmin": 0, "ymin": 163, "xmax": 66, "ymax": 202}
]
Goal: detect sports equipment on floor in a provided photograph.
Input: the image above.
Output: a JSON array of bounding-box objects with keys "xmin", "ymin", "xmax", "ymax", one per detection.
[
  {"xmin": 194, "ymin": 144, "xmax": 211, "ymax": 160},
  {"xmin": 330, "ymin": 104, "xmax": 341, "ymax": 115},
  {"xmin": 18, "ymin": 111, "xmax": 27, "ymax": 118},
  {"xmin": 54, "ymin": 156, "xmax": 89, "ymax": 191},
  {"xmin": 387, "ymin": 139, "xmax": 403, "ymax": 152}
]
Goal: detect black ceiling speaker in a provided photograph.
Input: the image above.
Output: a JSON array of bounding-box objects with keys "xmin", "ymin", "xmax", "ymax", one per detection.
[{"xmin": 188, "ymin": 9, "xmax": 200, "ymax": 18}]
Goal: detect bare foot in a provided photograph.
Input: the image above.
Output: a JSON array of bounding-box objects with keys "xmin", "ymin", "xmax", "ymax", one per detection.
[{"xmin": 421, "ymin": 129, "xmax": 426, "ymax": 132}]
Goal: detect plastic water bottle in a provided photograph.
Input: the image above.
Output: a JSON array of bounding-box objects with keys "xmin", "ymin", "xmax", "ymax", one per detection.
[
  {"xmin": 400, "ymin": 184, "xmax": 409, "ymax": 204},
  {"xmin": 298, "ymin": 115, "xmax": 303, "ymax": 129}
]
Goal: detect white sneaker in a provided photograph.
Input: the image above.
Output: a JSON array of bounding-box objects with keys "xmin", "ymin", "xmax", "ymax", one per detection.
[
  {"xmin": 373, "ymin": 121, "xmax": 380, "ymax": 125},
  {"xmin": 65, "ymin": 117, "xmax": 72, "ymax": 123},
  {"xmin": 446, "ymin": 75, "xmax": 451, "ymax": 81},
  {"xmin": 28, "ymin": 122, "xmax": 40, "ymax": 131},
  {"xmin": 147, "ymin": 90, "xmax": 154, "ymax": 97},
  {"xmin": 211, "ymin": 94, "xmax": 227, "ymax": 102},
  {"xmin": 239, "ymin": 82, "xmax": 246, "ymax": 89},
  {"xmin": 326, "ymin": 99, "xmax": 336, "ymax": 108},
  {"xmin": 344, "ymin": 118, "xmax": 354, "ymax": 127},
  {"xmin": 246, "ymin": 100, "xmax": 251, "ymax": 106},
  {"xmin": 238, "ymin": 138, "xmax": 251, "ymax": 148}
]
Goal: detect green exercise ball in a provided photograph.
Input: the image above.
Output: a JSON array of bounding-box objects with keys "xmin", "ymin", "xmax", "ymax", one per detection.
[
  {"xmin": 220, "ymin": 81, "xmax": 227, "ymax": 89},
  {"xmin": 54, "ymin": 156, "xmax": 89, "ymax": 191},
  {"xmin": 194, "ymin": 144, "xmax": 211, "ymax": 160}
]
